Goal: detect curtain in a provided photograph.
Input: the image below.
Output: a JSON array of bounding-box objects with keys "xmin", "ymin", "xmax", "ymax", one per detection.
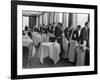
[
  {"xmin": 39, "ymin": 15, "xmax": 42, "ymax": 25},
  {"xmin": 36, "ymin": 16, "xmax": 38, "ymax": 28},
  {"xmin": 49, "ymin": 12, "xmax": 54, "ymax": 24},
  {"xmin": 68, "ymin": 13, "xmax": 73, "ymax": 27},
  {"xmin": 38, "ymin": 16, "xmax": 40, "ymax": 27},
  {"xmin": 54, "ymin": 12, "xmax": 59, "ymax": 23},
  {"xmin": 62, "ymin": 13, "xmax": 69, "ymax": 30},
  {"xmin": 47, "ymin": 12, "xmax": 50, "ymax": 24},
  {"xmin": 43, "ymin": 12, "xmax": 48, "ymax": 25},
  {"xmin": 53, "ymin": 12, "xmax": 55, "ymax": 23},
  {"xmin": 29, "ymin": 16, "xmax": 36, "ymax": 29},
  {"xmin": 42, "ymin": 13, "xmax": 44, "ymax": 25},
  {"xmin": 72, "ymin": 13, "xmax": 78, "ymax": 28}
]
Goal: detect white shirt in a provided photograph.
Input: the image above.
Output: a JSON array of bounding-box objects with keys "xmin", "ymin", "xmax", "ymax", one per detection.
[{"xmin": 78, "ymin": 30, "xmax": 81, "ymax": 36}]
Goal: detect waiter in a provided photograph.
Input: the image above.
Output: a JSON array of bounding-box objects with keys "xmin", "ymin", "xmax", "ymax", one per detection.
[
  {"xmin": 64, "ymin": 25, "xmax": 73, "ymax": 60},
  {"xmin": 55, "ymin": 22, "xmax": 63, "ymax": 59},
  {"xmin": 72, "ymin": 25, "xmax": 81, "ymax": 44},
  {"xmin": 71, "ymin": 25, "xmax": 82, "ymax": 65},
  {"xmin": 64, "ymin": 25, "xmax": 72, "ymax": 41},
  {"xmin": 80, "ymin": 21, "xmax": 90, "ymax": 65}
]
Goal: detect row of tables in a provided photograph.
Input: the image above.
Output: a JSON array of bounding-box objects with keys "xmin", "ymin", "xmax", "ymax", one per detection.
[
  {"xmin": 23, "ymin": 31, "xmax": 86, "ymax": 66},
  {"xmin": 23, "ymin": 31, "xmax": 61, "ymax": 64}
]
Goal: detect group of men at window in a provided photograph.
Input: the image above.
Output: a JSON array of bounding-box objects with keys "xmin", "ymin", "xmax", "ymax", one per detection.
[{"xmin": 23, "ymin": 21, "xmax": 90, "ymax": 66}]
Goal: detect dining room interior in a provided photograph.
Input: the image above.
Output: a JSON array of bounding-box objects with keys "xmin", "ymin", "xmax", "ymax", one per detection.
[{"xmin": 22, "ymin": 10, "xmax": 90, "ymax": 68}]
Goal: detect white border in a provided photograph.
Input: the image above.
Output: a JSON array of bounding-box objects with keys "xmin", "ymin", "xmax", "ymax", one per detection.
[{"xmin": 17, "ymin": 5, "xmax": 94, "ymax": 75}]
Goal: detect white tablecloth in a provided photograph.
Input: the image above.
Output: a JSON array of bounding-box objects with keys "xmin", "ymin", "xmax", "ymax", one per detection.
[
  {"xmin": 32, "ymin": 33, "xmax": 49, "ymax": 46},
  {"xmin": 68, "ymin": 40, "xmax": 77, "ymax": 62},
  {"xmin": 76, "ymin": 46, "xmax": 86, "ymax": 66},
  {"xmin": 23, "ymin": 36, "xmax": 33, "ymax": 47},
  {"xmin": 47, "ymin": 32, "xmax": 55, "ymax": 37},
  {"xmin": 23, "ymin": 36, "xmax": 36, "ymax": 57},
  {"xmin": 38, "ymin": 42, "xmax": 60, "ymax": 64},
  {"xmin": 32, "ymin": 31, "xmax": 38, "ymax": 35}
]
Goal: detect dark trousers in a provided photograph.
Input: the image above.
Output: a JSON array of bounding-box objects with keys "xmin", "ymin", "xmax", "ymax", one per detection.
[
  {"xmin": 85, "ymin": 49, "xmax": 90, "ymax": 65},
  {"xmin": 57, "ymin": 37, "xmax": 64, "ymax": 59}
]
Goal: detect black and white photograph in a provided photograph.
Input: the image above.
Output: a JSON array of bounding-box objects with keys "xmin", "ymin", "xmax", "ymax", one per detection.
[
  {"xmin": 22, "ymin": 11, "xmax": 90, "ymax": 68},
  {"xmin": 11, "ymin": 1, "xmax": 97, "ymax": 79}
]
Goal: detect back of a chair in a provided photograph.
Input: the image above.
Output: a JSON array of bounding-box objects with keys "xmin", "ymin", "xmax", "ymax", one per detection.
[
  {"xmin": 28, "ymin": 43, "xmax": 33, "ymax": 57},
  {"xmin": 62, "ymin": 36, "xmax": 68, "ymax": 50}
]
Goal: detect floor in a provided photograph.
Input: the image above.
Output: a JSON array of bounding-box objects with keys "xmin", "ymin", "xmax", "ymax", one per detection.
[{"xmin": 23, "ymin": 46, "xmax": 75, "ymax": 69}]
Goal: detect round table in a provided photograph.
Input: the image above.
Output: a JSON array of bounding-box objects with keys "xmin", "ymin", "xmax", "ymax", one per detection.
[{"xmin": 38, "ymin": 42, "xmax": 61, "ymax": 64}]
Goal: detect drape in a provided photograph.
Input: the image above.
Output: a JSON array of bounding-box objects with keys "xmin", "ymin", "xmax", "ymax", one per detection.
[
  {"xmin": 29, "ymin": 16, "xmax": 36, "ymax": 29},
  {"xmin": 62, "ymin": 13, "xmax": 69, "ymax": 30},
  {"xmin": 43, "ymin": 12, "xmax": 48, "ymax": 25},
  {"xmin": 68, "ymin": 13, "xmax": 73, "ymax": 27},
  {"xmin": 72, "ymin": 14, "xmax": 78, "ymax": 28},
  {"xmin": 39, "ymin": 15, "xmax": 43, "ymax": 25}
]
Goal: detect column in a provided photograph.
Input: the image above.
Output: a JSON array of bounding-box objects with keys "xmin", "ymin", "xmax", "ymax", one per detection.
[
  {"xmin": 42, "ymin": 13, "xmax": 44, "ymax": 25},
  {"xmin": 40, "ymin": 15, "xmax": 42, "ymax": 25},
  {"xmin": 43, "ymin": 12, "xmax": 48, "ymax": 25},
  {"xmin": 54, "ymin": 12, "xmax": 59, "ymax": 23},
  {"xmin": 38, "ymin": 16, "xmax": 40, "ymax": 27},
  {"xmin": 36, "ymin": 16, "xmax": 38, "ymax": 28},
  {"xmin": 72, "ymin": 13, "xmax": 78, "ymax": 28},
  {"xmin": 62, "ymin": 13, "xmax": 69, "ymax": 30},
  {"xmin": 48, "ymin": 12, "xmax": 50, "ymax": 24}
]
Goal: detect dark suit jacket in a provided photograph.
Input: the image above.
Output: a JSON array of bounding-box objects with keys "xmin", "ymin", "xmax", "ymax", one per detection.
[
  {"xmin": 80, "ymin": 27, "xmax": 90, "ymax": 47},
  {"xmin": 72, "ymin": 29, "xmax": 80, "ymax": 43},
  {"xmin": 50, "ymin": 26, "xmax": 54, "ymax": 34},
  {"xmin": 55, "ymin": 26, "xmax": 62, "ymax": 38},
  {"xmin": 64, "ymin": 27, "xmax": 72, "ymax": 41}
]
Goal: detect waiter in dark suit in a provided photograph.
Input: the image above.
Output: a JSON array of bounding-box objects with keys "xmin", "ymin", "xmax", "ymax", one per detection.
[
  {"xmin": 80, "ymin": 22, "xmax": 89, "ymax": 47},
  {"xmin": 64, "ymin": 26, "xmax": 73, "ymax": 59},
  {"xmin": 55, "ymin": 23, "xmax": 63, "ymax": 38},
  {"xmin": 55, "ymin": 23, "xmax": 63, "ymax": 59},
  {"xmin": 71, "ymin": 25, "xmax": 81, "ymax": 64},
  {"xmin": 72, "ymin": 25, "xmax": 81, "ymax": 43},
  {"xmin": 64, "ymin": 26, "xmax": 72, "ymax": 41},
  {"xmin": 49, "ymin": 24, "xmax": 56, "ymax": 42},
  {"xmin": 80, "ymin": 22, "xmax": 90, "ymax": 65}
]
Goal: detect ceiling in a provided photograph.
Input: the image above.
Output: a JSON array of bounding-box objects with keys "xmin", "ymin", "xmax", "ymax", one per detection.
[{"xmin": 22, "ymin": 11, "xmax": 44, "ymax": 16}]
